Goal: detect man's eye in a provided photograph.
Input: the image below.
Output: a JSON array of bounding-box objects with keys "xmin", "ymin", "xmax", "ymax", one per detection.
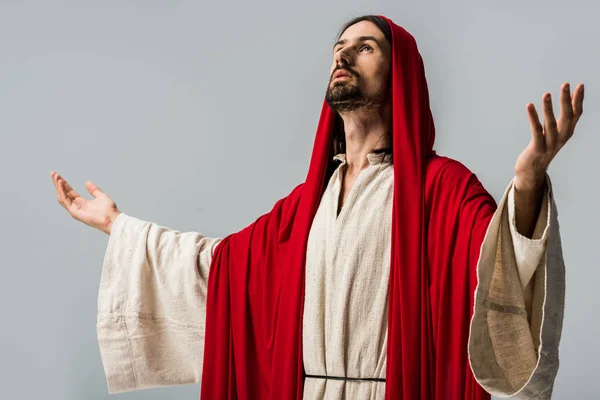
[{"xmin": 360, "ymin": 45, "xmax": 373, "ymax": 52}]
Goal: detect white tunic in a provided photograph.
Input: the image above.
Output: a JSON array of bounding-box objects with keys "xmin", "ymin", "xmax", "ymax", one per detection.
[
  {"xmin": 302, "ymin": 152, "xmax": 394, "ymax": 399},
  {"xmin": 96, "ymin": 152, "xmax": 556, "ymax": 398}
]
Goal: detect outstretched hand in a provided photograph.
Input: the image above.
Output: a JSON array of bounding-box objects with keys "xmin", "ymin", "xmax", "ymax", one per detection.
[
  {"xmin": 51, "ymin": 171, "xmax": 121, "ymax": 235},
  {"xmin": 515, "ymin": 82, "xmax": 584, "ymax": 190}
]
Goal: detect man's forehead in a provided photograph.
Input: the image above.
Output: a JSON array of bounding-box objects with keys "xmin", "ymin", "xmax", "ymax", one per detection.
[
  {"xmin": 334, "ymin": 20, "xmax": 389, "ymax": 52},
  {"xmin": 338, "ymin": 21, "xmax": 385, "ymax": 41}
]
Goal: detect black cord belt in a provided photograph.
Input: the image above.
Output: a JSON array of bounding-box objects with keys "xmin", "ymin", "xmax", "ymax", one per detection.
[{"xmin": 305, "ymin": 374, "xmax": 385, "ymax": 382}]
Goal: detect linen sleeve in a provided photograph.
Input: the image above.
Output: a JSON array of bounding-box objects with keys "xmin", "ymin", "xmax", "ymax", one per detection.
[
  {"xmin": 508, "ymin": 178, "xmax": 550, "ymax": 289},
  {"xmin": 468, "ymin": 173, "xmax": 565, "ymax": 399},
  {"xmin": 507, "ymin": 179, "xmax": 551, "ymax": 314},
  {"xmin": 96, "ymin": 212, "xmax": 222, "ymax": 394}
]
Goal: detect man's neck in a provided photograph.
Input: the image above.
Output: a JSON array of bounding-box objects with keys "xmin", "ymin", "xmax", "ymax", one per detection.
[{"xmin": 339, "ymin": 107, "xmax": 391, "ymax": 174}]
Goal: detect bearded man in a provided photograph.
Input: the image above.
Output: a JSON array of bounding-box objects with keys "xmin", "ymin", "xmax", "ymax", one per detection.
[{"xmin": 51, "ymin": 13, "xmax": 584, "ymax": 400}]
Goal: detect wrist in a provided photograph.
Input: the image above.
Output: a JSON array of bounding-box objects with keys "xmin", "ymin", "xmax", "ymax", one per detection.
[
  {"xmin": 105, "ymin": 210, "xmax": 121, "ymax": 235},
  {"xmin": 514, "ymin": 172, "xmax": 545, "ymax": 192}
]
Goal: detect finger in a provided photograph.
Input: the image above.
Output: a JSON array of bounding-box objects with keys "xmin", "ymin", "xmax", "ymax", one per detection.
[
  {"xmin": 527, "ymin": 103, "xmax": 545, "ymax": 151},
  {"xmin": 55, "ymin": 174, "xmax": 70, "ymax": 201},
  {"xmin": 61, "ymin": 179, "xmax": 81, "ymax": 201},
  {"xmin": 542, "ymin": 93, "xmax": 558, "ymax": 150},
  {"xmin": 51, "ymin": 172, "xmax": 57, "ymax": 192},
  {"xmin": 572, "ymin": 83, "xmax": 584, "ymax": 126},
  {"xmin": 57, "ymin": 179, "xmax": 71, "ymax": 209},
  {"xmin": 54, "ymin": 174, "xmax": 65, "ymax": 207},
  {"xmin": 558, "ymin": 83, "xmax": 574, "ymax": 139},
  {"xmin": 86, "ymin": 181, "xmax": 103, "ymax": 199},
  {"xmin": 52, "ymin": 171, "xmax": 60, "ymax": 189}
]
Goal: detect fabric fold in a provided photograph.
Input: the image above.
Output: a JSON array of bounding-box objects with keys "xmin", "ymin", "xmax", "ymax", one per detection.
[
  {"xmin": 469, "ymin": 172, "xmax": 564, "ymax": 399},
  {"xmin": 96, "ymin": 212, "xmax": 221, "ymax": 394}
]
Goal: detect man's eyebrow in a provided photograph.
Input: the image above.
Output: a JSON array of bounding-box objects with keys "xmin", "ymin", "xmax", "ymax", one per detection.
[{"xmin": 333, "ymin": 36, "xmax": 381, "ymax": 50}]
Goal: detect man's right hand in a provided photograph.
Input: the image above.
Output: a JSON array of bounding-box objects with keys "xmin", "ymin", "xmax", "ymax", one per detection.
[{"xmin": 51, "ymin": 171, "xmax": 121, "ymax": 235}]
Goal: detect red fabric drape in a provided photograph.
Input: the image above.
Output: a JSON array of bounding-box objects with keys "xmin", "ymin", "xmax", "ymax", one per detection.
[{"xmin": 201, "ymin": 16, "xmax": 497, "ymax": 399}]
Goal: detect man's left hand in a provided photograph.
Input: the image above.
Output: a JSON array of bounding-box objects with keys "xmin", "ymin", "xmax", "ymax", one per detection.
[{"xmin": 514, "ymin": 82, "xmax": 585, "ymax": 191}]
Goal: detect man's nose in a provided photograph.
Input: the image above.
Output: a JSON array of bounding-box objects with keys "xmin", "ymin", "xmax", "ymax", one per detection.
[{"xmin": 334, "ymin": 50, "xmax": 351, "ymax": 67}]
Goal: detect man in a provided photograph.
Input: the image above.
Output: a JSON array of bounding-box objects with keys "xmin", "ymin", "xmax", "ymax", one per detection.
[{"xmin": 51, "ymin": 14, "xmax": 583, "ymax": 399}]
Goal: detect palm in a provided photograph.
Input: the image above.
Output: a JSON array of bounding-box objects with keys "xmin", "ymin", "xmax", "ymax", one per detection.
[{"xmin": 69, "ymin": 192, "xmax": 115, "ymax": 227}]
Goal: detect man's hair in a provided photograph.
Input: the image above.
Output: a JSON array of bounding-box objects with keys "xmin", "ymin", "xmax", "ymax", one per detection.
[
  {"xmin": 336, "ymin": 15, "xmax": 392, "ymax": 49},
  {"xmin": 329, "ymin": 15, "xmax": 393, "ymax": 160}
]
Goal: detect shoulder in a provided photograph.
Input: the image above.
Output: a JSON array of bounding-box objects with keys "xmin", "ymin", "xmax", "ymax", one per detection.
[
  {"xmin": 425, "ymin": 154, "xmax": 495, "ymax": 208},
  {"xmin": 425, "ymin": 154, "xmax": 480, "ymax": 189}
]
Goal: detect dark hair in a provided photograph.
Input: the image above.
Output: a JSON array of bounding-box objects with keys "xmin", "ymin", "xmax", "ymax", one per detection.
[
  {"xmin": 336, "ymin": 15, "xmax": 392, "ymax": 48},
  {"xmin": 329, "ymin": 15, "xmax": 392, "ymax": 159}
]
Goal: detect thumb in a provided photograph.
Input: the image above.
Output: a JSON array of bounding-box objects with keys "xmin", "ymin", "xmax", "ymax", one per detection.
[{"xmin": 86, "ymin": 180, "xmax": 104, "ymax": 198}]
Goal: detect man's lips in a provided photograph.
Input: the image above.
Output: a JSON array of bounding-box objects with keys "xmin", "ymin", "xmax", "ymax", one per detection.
[{"xmin": 333, "ymin": 70, "xmax": 352, "ymax": 79}]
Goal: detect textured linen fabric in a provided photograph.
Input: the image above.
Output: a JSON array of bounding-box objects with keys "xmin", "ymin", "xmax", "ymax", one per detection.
[
  {"xmin": 97, "ymin": 152, "xmax": 554, "ymax": 397},
  {"xmin": 302, "ymin": 152, "xmax": 395, "ymax": 400},
  {"xmin": 469, "ymin": 168, "xmax": 561, "ymax": 399},
  {"xmin": 96, "ymin": 215, "xmax": 222, "ymax": 393}
]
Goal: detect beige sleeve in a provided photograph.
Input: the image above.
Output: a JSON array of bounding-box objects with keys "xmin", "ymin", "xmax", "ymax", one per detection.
[
  {"xmin": 507, "ymin": 180, "xmax": 551, "ymax": 315},
  {"xmin": 469, "ymin": 173, "xmax": 565, "ymax": 399},
  {"xmin": 96, "ymin": 212, "xmax": 222, "ymax": 394}
]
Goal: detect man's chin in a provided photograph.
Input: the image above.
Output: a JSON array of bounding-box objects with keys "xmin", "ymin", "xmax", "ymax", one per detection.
[
  {"xmin": 326, "ymin": 94, "xmax": 386, "ymax": 113},
  {"xmin": 326, "ymin": 99, "xmax": 364, "ymax": 113},
  {"xmin": 326, "ymin": 87, "xmax": 359, "ymax": 101}
]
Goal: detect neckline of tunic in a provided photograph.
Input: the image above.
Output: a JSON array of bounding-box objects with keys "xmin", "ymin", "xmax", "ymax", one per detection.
[
  {"xmin": 332, "ymin": 152, "xmax": 393, "ymax": 219},
  {"xmin": 333, "ymin": 152, "xmax": 393, "ymax": 166}
]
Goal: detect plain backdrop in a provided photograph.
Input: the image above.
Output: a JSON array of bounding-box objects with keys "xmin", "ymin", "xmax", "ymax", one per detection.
[{"xmin": 0, "ymin": 1, "xmax": 597, "ymax": 399}]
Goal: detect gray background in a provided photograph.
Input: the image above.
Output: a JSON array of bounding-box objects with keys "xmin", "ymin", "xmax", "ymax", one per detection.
[{"xmin": 1, "ymin": 1, "xmax": 597, "ymax": 399}]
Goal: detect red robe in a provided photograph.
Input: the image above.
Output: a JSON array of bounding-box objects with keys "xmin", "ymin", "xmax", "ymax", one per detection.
[{"xmin": 201, "ymin": 15, "xmax": 494, "ymax": 399}]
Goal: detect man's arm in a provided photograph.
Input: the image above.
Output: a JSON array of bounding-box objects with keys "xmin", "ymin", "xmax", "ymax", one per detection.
[
  {"xmin": 513, "ymin": 177, "xmax": 546, "ymax": 239},
  {"xmin": 97, "ymin": 212, "xmax": 222, "ymax": 394},
  {"xmin": 513, "ymin": 81, "xmax": 583, "ymax": 237},
  {"xmin": 507, "ymin": 174, "xmax": 551, "ymax": 315},
  {"xmin": 468, "ymin": 173, "xmax": 564, "ymax": 399}
]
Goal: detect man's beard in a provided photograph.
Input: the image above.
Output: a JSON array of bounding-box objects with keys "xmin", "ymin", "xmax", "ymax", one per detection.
[{"xmin": 325, "ymin": 76, "xmax": 384, "ymax": 113}]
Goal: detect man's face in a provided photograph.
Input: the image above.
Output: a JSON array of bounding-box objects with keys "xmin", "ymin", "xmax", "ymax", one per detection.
[{"xmin": 326, "ymin": 20, "xmax": 391, "ymax": 113}]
